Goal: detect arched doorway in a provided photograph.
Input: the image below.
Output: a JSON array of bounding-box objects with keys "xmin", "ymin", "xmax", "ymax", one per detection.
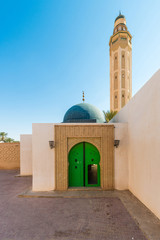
[{"xmin": 68, "ymin": 142, "xmax": 100, "ymax": 187}]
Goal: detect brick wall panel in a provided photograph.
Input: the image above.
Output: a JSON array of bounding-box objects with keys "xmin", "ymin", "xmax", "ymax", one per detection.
[{"xmin": 0, "ymin": 143, "xmax": 20, "ymax": 169}]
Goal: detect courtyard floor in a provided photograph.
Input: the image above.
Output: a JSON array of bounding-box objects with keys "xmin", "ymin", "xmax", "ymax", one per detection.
[{"xmin": 0, "ymin": 170, "xmax": 160, "ymax": 240}]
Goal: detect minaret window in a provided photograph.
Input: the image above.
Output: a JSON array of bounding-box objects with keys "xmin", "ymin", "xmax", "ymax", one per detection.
[
  {"xmin": 114, "ymin": 73, "xmax": 118, "ymax": 90},
  {"xmin": 122, "ymin": 52, "xmax": 125, "ymax": 68},
  {"xmin": 121, "ymin": 91, "xmax": 125, "ymax": 107},
  {"xmin": 114, "ymin": 92, "xmax": 118, "ymax": 109},
  {"xmin": 114, "ymin": 53, "xmax": 118, "ymax": 70},
  {"xmin": 122, "ymin": 71, "xmax": 125, "ymax": 88}
]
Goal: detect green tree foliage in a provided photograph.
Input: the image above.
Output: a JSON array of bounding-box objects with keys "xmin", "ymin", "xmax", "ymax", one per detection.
[
  {"xmin": 0, "ymin": 132, "xmax": 15, "ymax": 143},
  {"xmin": 0, "ymin": 132, "xmax": 8, "ymax": 142},
  {"xmin": 5, "ymin": 138, "xmax": 15, "ymax": 143},
  {"xmin": 103, "ymin": 110, "xmax": 117, "ymax": 123}
]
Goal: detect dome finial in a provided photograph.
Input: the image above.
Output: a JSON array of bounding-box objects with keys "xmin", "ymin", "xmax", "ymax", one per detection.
[
  {"xmin": 119, "ymin": 10, "xmax": 122, "ymax": 15},
  {"xmin": 82, "ymin": 91, "xmax": 85, "ymax": 102}
]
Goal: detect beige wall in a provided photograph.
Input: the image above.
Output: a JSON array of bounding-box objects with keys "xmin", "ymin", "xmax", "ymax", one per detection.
[
  {"xmin": 0, "ymin": 142, "xmax": 20, "ymax": 169},
  {"xmin": 111, "ymin": 69, "xmax": 160, "ymax": 219},
  {"xmin": 114, "ymin": 123, "xmax": 128, "ymax": 190},
  {"xmin": 29, "ymin": 122, "xmax": 127, "ymax": 191},
  {"xmin": 20, "ymin": 135, "xmax": 32, "ymax": 175},
  {"xmin": 32, "ymin": 123, "xmax": 55, "ymax": 191}
]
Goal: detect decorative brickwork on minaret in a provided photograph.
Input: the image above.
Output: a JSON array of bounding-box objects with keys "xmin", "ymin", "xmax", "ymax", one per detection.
[{"xmin": 109, "ymin": 13, "xmax": 132, "ymax": 112}]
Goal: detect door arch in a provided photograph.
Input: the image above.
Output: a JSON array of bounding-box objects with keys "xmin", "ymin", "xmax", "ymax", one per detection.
[{"xmin": 68, "ymin": 142, "xmax": 100, "ymax": 187}]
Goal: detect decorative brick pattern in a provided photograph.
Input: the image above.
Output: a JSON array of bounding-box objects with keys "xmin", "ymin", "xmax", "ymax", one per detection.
[
  {"xmin": 0, "ymin": 143, "xmax": 20, "ymax": 169},
  {"xmin": 55, "ymin": 124, "xmax": 114, "ymax": 191},
  {"xmin": 68, "ymin": 137, "xmax": 101, "ymax": 153}
]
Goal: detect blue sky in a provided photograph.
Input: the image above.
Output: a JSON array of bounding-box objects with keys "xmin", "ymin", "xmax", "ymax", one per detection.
[{"xmin": 0, "ymin": 0, "xmax": 160, "ymax": 140}]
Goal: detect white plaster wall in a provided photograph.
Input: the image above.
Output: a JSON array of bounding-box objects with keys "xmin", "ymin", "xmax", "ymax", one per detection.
[
  {"xmin": 111, "ymin": 69, "xmax": 160, "ymax": 219},
  {"xmin": 20, "ymin": 134, "xmax": 32, "ymax": 175},
  {"xmin": 114, "ymin": 123, "xmax": 128, "ymax": 190},
  {"xmin": 32, "ymin": 123, "xmax": 55, "ymax": 191}
]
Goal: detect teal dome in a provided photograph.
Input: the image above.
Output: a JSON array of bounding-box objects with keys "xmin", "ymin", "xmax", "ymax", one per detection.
[{"xmin": 63, "ymin": 103, "xmax": 105, "ymax": 123}]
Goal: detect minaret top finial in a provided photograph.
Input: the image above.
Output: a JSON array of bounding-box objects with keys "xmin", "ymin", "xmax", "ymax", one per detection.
[
  {"xmin": 82, "ymin": 91, "xmax": 85, "ymax": 102},
  {"xmin": 119, "ymin": 10, "xmax": 121, "ymax": 15}
]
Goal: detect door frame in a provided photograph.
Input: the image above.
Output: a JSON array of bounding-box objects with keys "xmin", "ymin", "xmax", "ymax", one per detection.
[
  {"xmin": 55, "ymin": 124, "xmax": 114, "ymax": 190},
  {"xmin": 68, "ymin": 141, "xmax": 101, "ymax": 188}
]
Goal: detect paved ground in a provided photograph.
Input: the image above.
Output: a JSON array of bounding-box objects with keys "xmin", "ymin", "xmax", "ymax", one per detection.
[{"xmin": 0, "ymin": 170, "xmax": 160, "ymax": 240}]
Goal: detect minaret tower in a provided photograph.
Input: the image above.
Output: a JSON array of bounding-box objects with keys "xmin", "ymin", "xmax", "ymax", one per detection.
[{"xmin": 109, "ymin": 12, "xmax": 132, "ymax": 112}]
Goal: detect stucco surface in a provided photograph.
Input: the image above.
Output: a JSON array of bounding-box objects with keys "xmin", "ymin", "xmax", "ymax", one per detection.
[
  {"xmin": 32, "ymin": 123, "xmax": 55, "ymax": 191},
  {"xmin": 111, "ymin": 69, "xmax": 160, "ymax": 219},
  {"xmin": 20, "ymin": 134, "xmax": 32, "ymax": 175},
  {"xmin": 114, "ymin": 123, "xmax": 128, "ymax": 190}
]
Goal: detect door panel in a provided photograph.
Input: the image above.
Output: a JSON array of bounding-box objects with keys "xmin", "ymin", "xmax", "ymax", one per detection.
[
  {"xmin": 85, "ymin": 142, "xmax": 100, "ymax": 187},
  {"xmin": 68, "ymin": 143, "xmax": 84, "ymax": 187},
  {"xmin": 88, "ymin": 164, "xmax": 98, "ymax": 184}
]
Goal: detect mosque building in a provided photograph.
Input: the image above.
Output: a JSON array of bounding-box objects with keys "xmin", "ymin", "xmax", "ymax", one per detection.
[{"xmin": 20, "ymin": 13, "xmax": 160, "ymax": 220}]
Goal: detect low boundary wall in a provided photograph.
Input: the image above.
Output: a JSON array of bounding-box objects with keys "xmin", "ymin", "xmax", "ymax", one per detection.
[{"xmin": 0, "ymin": 143, "xmax": 20, "ymax": 169}]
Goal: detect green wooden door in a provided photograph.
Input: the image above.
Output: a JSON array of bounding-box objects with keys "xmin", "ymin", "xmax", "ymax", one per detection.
[
  {"xmin": 68, "ymin": 142, "xmax": 84, "ymax": 187},
  {"xmin": 68, "ymin": 142, "xmax": 100, "ymax": 187}
]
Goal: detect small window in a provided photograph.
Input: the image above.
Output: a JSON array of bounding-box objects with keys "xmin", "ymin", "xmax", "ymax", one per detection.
[
  {"xmin": 114, "ymin": 73, "xmax": 118, "ymax": 90},
  {"xmin": 114, "ymin": 92, "xmax": 118, "ymax": 109},
  {"xmin": 121, "ymin": 91, "xmax": 125, "ymax": 107},
  {"xmin": 114, "ymin": 54, "xmax": 118, "ymax": 70},
  {"xmin": 122, "ymin": 52, "xmax": 125, "ymax": 68}
]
